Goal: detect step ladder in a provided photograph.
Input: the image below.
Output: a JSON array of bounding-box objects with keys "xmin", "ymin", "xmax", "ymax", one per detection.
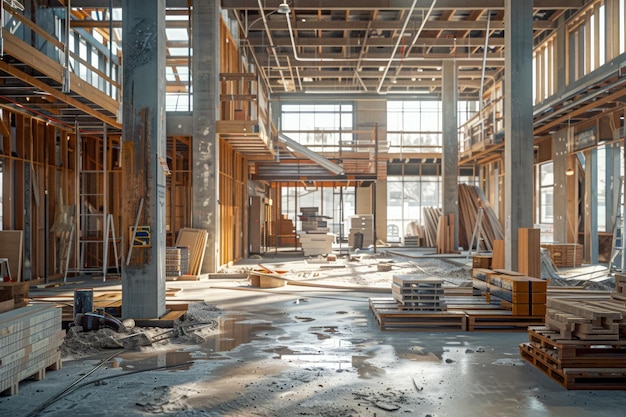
[
  {"xmin": 610, "ymin": 176, "xmax": 624, "ymax": 272},
  {"xmin": 466, "ymin": 207, "xmax": 484, "ymax": 260}
]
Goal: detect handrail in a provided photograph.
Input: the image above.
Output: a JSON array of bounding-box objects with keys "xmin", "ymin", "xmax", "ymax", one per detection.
[{"xmin": 2, "ymin": 3, "xmax": 121, "ymax": 99}]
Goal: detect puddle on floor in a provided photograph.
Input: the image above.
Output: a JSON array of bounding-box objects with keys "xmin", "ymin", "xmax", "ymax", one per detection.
[{"xmin": 117, "ymin": 313, "xmax": 279, "ymax": 371}]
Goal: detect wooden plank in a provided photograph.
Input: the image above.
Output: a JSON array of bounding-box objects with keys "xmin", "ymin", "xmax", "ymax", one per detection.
[
  {"xmin": 492, "ymin": 239, "xmax": 505, "ymax": 269},
  {"xmin": 518, "ymin": 228, "xmax": 541, "ymax": 278}
]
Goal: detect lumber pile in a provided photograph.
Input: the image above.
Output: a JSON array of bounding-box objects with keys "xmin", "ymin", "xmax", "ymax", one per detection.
[
  {"xmin": 0, "ymin": 305, "xmax": 64, "ymax": 395},
  {"xmin": 541, "ymin": 243, "xmax": 583, "ymax": 267},
  {"xmin": 420, "ymin": 207, "xmax": 441, "ymax": 247},
  {"xmin": 436, "ymin": 213, "xmax": 456, "ymax": 254},
  {"xmin": 175, "ymin": 228, "xmax": 208, "ymax": 276},
  {"xmin": 391, "ymin": 275, "xmax": 445, "ymax": 311},
  {"xmin": 520, "ymin": 290, "xmax": 626, "ymax": 389},
  {"xmin": 472, "ymin": 268, "xmax": 547, "ymax": 316},
  {"xmin": 457, "ymin": 184, "xmax": 503, "ymax": 251},
  {"xmin": 545, "ymin": 297, "xmax": 625, "ymax": 340}
]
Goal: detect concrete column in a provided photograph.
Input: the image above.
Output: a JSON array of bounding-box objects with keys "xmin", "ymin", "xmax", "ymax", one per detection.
[
  {"xmin": 442, "ymin": 60, "xmax": 459, "ymax": 250},
  {"xmin": 192, "ymin": 0, "xmax": 220, "ymax": 273},
  {"xmin": 606, "ymin": 144, "xmax": 620, "ymax": 232},
  {"xmin": 121, "ymin": 0, "xmax": 167, "ymax": 319},
  {"xmin": 584, "ymin": 148, "xmax": 598, "ymax": 263},
  {"xmin": 504, "ymin": 0, "xmax": 534, "ymax": 270},
  {"xmin": 552, "ymin": 129, "xmax": 568, "ymax": 243}
]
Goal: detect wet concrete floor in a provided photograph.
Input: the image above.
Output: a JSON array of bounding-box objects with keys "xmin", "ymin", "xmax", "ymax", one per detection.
[{"xmin": 2, "ymin": 281, "xmax": 626, "ymax": 417}]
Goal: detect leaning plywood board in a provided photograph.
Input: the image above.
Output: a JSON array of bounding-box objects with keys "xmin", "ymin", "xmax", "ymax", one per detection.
[
  {"xmin": 175, "ymin": 228, "xmax": 208, "ymax": 276},
  {"xmin": 0, "ymin": 230, "xmax": 23, "ymax": 281}
]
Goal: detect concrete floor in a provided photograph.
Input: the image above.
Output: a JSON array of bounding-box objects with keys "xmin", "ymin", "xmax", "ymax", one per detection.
[{"xmin": 1, "ymin": 254, "xmax": 625, "ymax": 417}]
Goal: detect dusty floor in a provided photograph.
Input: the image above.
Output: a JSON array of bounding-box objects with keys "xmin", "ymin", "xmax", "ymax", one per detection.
[{"xmin": 1, "ymin": 249, "xmax": 624, "ymax": 417}]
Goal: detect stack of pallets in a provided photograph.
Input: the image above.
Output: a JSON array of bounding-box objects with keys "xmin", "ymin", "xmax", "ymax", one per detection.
[
  {"xmin": 0, "ymin": 305, "xmax": 64, "ymax": 395},
  {"xmin": 368, "ymin": 274, "xmax": 467, "ymax": 331},
  {"xmin": 391, "ymin": 275, "xmax": 445, "ymax": 310},
  {"xmin": 520, "ymin": 295, "xmax": 626, "ymax": 389}
]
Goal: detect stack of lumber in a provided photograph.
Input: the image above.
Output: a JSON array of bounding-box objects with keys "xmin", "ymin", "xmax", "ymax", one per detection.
[
  {"xmin": 472, "ymin": 268, "xmax": 547, "ymax": 316},
  {"xmin": 391, "ymin": 275, "xmax": 445, "ymax": 310},
  {"xmin": 544, "ymin": 297, "xmax": 624, "ymax": 340},
  {"xmin": 420, "ymin": 207, "xmax": 441, "ymax": 247},
  {"xmin": 458, "ymin": 184, "xmax": 503, "ymax": 251},
  {"xmin": 0, "ymin": 281, "xmax": 29, "ymax": 313},
  {"xmin": 540, "ymin": 243, "xmax": 583, "ymax": 267},
  {"xmin": 0, "ymin": 305, "xmax": 64, "ymax": 395},
  {"xmin": 175, "ymin": 228, "xmax": 208, "ymax": 276},
  {"xmin": 436, "ymin": 213, "xmax": 456, "ymax": 254},
  {"xmin": 520, "ymin": 293, "xmax": 626, "ymax": 389}
]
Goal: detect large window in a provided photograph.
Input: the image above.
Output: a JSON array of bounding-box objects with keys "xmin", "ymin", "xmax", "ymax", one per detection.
[
  {"xmin": 281, "ymin": 103, "xmax": 354, "ymax": 153},
  {"xmin": 387, "ymin": 174, "xmax": 441, "ymax": 243},
  {"xmin": 387, "ymin": 100, "xmax": 442, "ymax": 154},
  {"xmin": 536, "ymin": 162, "xmax": 554, "ymax": 242}
]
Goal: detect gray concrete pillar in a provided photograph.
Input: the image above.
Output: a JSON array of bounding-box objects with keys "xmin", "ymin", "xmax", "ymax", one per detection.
[
  {"xmin": 504, "ymin": 0, "xmax": 534, "ymax": 270},
  {"xmin": 552, "ymin": 129, "xmax": 568, "ymax": 243},
  {"xmin": 442, "ymin": 60, "xmax": 459, "ymax": 250},
  {"xmin": 192, "ymin": 0, "xmax": 220, "ymax": 273},
  {"xmin": 121, "ymin": 0, "xmax": 167, "ymax": 319}
]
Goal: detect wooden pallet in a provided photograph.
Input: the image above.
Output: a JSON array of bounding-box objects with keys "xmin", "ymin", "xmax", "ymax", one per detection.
[
  {"xmin": 0, "ymin": 304, "xmax": 63, "ymax": 396},
  {"xmin": 527, "ymin": 326, "xmax": 626, "ymax": 364},
  {"xmin": 369, "ymin": 298, "xmax": 466, "ymax": 331},
  {"xmin": 465, "ymin": 309, "xmax": 544, "ymax": 331},
  {"xmin": 520, "ymin": 342, "xmax": 626, "ymax": 390}
]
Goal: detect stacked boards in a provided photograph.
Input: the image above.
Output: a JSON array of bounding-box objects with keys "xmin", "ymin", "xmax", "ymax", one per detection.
[
  {"xmin": 392, "ymin": 275, "xmax": 445, "ymax": 310},
  {"xmin": 472, "ymin": 268, "xmax": 547, "ymax": 316},
  {"xmin": 0, "ymin": 305, "xmax": 63, "ymax": 395},
  {"xmin": 519, "ymin": 274, "xmax": 626, "ymax": 389},
  {"xmin": 175, "ymin": 228, "xmax": 208, "ymax": 277},
  {"xmin": 521, "ymin": 294, "xmax": 626, "ymax": 389},
  {"xmin": 369, "ymin": 274, "xmax": 467, "ymax": 331}
]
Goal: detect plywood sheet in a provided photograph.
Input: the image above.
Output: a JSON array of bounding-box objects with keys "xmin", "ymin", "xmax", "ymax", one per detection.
[{"xmin": 0, "ymin": 230, "xmax": 23, "ymax": 281}]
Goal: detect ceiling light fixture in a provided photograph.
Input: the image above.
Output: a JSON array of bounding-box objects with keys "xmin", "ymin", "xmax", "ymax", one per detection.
[
  {"xmin": 277, "ymin": 2, "xmax": 290, "ymax": 14},
  {"xmin": 565, "ymin": 168, "xmax": 575, "ymax": 176}
]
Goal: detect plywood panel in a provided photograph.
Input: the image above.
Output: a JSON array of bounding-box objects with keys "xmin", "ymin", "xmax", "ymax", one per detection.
[{"xmin": 0, "ymin": 230, "xmax": 23, "ymax": 281}]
